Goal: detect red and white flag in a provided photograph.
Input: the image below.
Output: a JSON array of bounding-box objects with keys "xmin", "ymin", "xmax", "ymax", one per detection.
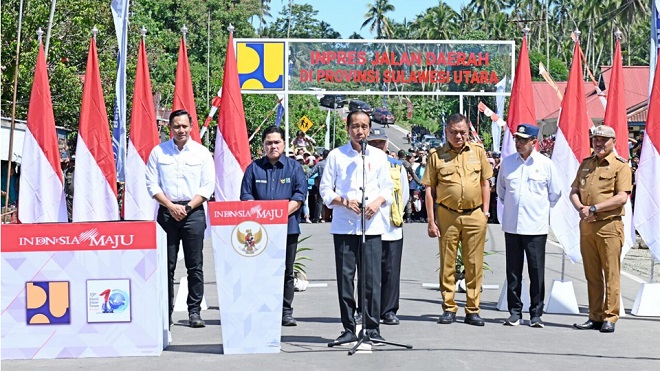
[
  {"xmin": 173, "ymin": 36, "xmax": 201, "ymax": 143},
  {"xmin": 72, "ymin": 36, "xmax": 119, "ymax": 222},
  {"xmin": 18, "ymin": 39, "xmax": 67, "ymax": 223},
  {"xmin": 603, "ymin": 37, "xmax": 635, "ymax": 259},
  {"xmin": 124, "ymin": 37, "xmax": 159, "ymax": 220},
  {"xmin": 502, "ymin": 35, "xmax": 536, "ymax": 160},
  {"xmin": 634, "ymin": 52, "xmax": 660, "ymax": 262},
  {"xmin": 550, "ymin": 39, "xmax": 594, "ymax": 263},
  {"xmin": 214, "ymin": 31, "xmax": 251, "ymax": 201}
]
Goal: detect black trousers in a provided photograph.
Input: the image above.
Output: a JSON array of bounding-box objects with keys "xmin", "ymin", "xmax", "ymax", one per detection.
[
  {"xmin": 334, "ymin": 234, "xmax": 382, "ymax": 333},
  {"xmin": 157, "ymin": 205, "xmax": 206, "ymax": 320},
  {"xmin": 504, "ymin": 233, "xmax": 547, "ymax": 317},
  {"xmin": 381, "ymin": 238, "xmax": 403, "ymax": 316},
  {"xmin": 283, "ymin": 234, "xmax": 299, "ymax": 316}
]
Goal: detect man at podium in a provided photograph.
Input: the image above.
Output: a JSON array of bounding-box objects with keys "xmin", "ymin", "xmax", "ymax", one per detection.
[{"xmin": 240, "ymin": 126, "xmax": 308, "ymax": 327}]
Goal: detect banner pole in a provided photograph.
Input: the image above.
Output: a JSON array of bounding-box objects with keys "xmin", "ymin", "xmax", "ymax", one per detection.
[{"xmin": 561, "ymin": 250, "xmax": 566, "ymax": 282}]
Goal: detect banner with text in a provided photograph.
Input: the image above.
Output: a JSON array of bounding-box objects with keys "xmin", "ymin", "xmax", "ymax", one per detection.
[
  {"xmin": 209, "ymin": 200, "xmax": 288, "ymax": 354},
  {"xmin": 237, "ymin": 39, "xmax": 514, "ymax": 94},
  {"xmin": 1, "ymin": 221, "xmax": 168, "ymax": 359}
]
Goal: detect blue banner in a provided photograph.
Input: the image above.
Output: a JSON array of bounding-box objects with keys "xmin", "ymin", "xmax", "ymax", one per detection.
[
  {"xmin": 111, "ymin": 0, "xmax": 128, "ymax": 182},
  {"xmin": 274, "ymin": 103, "xmax": 284, "ymax": 127}
]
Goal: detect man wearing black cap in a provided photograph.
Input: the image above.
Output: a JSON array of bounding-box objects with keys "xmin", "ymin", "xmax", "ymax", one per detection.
[
  {"xmin": 497, "ymin": 124, "xmax": 561, "ymax": 328},
  {"xmin": 570, "ymin": 125, "xmax": 631, "ymax": 333}
]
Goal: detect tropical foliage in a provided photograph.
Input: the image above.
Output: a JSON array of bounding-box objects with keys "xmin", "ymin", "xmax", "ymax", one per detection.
[{"xmin": 1, "ymin": 0, "xmax": 651, "ymax": 153}]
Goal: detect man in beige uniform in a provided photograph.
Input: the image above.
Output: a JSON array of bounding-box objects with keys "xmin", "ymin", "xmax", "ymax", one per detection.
[
  {"xmin": 570, "ymin": 125, "xmax": 631, "ymax": 333},
  {"xmin": 422, "ymin": 113, "xmax": 493, "ymax": 326}
]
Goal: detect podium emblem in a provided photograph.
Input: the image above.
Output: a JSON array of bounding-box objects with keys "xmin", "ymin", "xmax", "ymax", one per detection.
[{"xmin": 232, "ymin": 221, "xmax": 268, "ymax": 257}]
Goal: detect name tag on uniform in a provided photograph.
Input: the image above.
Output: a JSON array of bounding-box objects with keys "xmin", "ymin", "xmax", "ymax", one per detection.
[
  {"xmin": 582, "ymin": 169, "xmax": 590, "ymax": 172},
  {"xmin": 256, "ymin": 179, "xmax": 267, "ymax": 184}
]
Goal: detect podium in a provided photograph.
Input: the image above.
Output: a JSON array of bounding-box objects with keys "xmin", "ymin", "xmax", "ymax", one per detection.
[
  {"xmin": 209, "ymin": 201, "xmax": 288, "ymax": 354},
  {"xmin": 1, "ymin": 221, "xmax": 168, "ymax": 359}
]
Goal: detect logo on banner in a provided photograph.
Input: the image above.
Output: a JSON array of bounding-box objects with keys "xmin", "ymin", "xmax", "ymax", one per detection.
[
  {"xmin": 87, "ymin": 279, "xmax": 131, "ymax": 323},
  {"xmin": 26, "ymin": 281, "xmax": 71, "ymax": 325},
  {"xmin": 237, "ymin": 42, "xmax": 285, "ymax": 90},
  {"xmin": 18, "ymin": 228, "xmax": 135, "ymax": 250},
  {"xmin": 232, "ymin": 221, "xmax": 268, "ymax": 257}
]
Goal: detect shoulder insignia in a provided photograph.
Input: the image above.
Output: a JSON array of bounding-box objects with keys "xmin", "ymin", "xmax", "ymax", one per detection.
[
  {"xmin": 429, "ymin": 147, "xmax": 438, "ymax": 155},
  {"xmin": 473, "ymin": 142, "xmax": 485, "ymax": 148},
  {"xmin": 615, "ymin": 155, "xmax": 626, "ymax": 163}
]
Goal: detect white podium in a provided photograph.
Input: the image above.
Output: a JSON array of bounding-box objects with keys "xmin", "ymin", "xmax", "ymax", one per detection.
[{"xmin": 209, "ymin": 201, "xmax": 288, "ymax": 354}]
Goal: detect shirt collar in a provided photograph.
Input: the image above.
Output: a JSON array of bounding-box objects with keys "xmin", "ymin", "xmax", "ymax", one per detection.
[
  {"xmin": 170, "ymin": 138, "xmax": 191, "ymax": 152},
  {"xmin": 596, "ymin": 151, "xmax": 617, "ymax": 165},
  {"xmin": 260, "ymin": 155, "xmax": 285, "ymax": 168},
  {"xmin": 443, "ymin": 142, "xmax": 470, "ymax": 154}
]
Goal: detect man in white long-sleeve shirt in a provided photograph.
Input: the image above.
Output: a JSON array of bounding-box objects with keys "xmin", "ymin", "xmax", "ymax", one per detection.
[
  {"xmin": 497, "ymin": 124, "xmax": 561, "ymax": 328},
  {"xmin": 320, "ymin": 110, "xmax": 394, "ymax": 345},
  {"xmin": 146, "ymin": 109, "xmax": 215, "ymax": 328},
  {"xmin": 367, "ymin": 133, "xmax": 409, "ymax": 326}
]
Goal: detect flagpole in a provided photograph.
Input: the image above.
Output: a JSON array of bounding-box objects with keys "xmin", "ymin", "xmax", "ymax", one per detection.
[
  {"xmin": 4, "ymin": 0, "xmax": 25, "ymax": 212},
  {"xmin": 44, "ymin": 0, "xmax": 56, "ymax": 57}
]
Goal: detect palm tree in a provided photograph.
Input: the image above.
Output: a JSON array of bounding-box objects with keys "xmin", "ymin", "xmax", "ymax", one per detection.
[{"xmin": 361, "ymin": 0, "xmax": 395, "ymax": 39}]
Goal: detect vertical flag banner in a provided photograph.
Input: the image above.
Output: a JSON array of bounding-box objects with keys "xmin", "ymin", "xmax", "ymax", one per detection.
[
  {"xmin": 125, "ymin": 35, "xmax": 159, "ymax": 221},
  {"xmin": 635, "ymin": 51, "xmax": 660, "ymax": 262},
  {"xmin": 550, "ymin": 39, "xmax": 594, "ymax": 263},
  {"xmin": 18, "ymin": 39, "xmax": 67, "ymax": 223},
  {"xmin": 73, "ymin": 35, "xmax": 119, "ymax": 222},
  {"xmin": 503, "ymin": 36, "xmax": 536, "ymax": 160},
  {"xmin": 274, "ymin": 102, "xmax": 285, "ymax": 127},
  {"xmin": 214, "ymin": 29, "xmax": 251, "ymax": 201},
  {"xmin": 650, "ymin": 0, "xmax": 660, "ymax": 96},
  {"xmin": 492, "ymin": 75, "xmax": 506, "ymax": 151},
  {"xmin": 173, "ymin": 36, "xmax": 202, "ymax": 143},
  {"xmin": 604, "ymin": 36, "xmax": 635, "ymax": 258},
  {"xmin": 111, "ymin": 0, "xmax": 129, "ymax": 182}
]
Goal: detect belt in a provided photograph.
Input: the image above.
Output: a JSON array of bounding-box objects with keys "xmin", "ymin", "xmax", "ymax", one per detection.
[
  {"xmin": 172, "ymin": 200, "xmax": 191, "ymax": 205},
  {"xmin": 437, "ymin": 203, "xmax": 482, "ymax": 215}
]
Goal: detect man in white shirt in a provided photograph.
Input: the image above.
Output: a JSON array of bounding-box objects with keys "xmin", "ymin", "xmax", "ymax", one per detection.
[
  {"xmin": 367, "ymin": 133, "xmax": 409, "ymax": 326},
  {"xmin": 320, "ymin": 111, "xmax": 394, "ymax": 345},
  {"xmin": 496, "ymin": 124, "xmax": 561, "ymax": 328},
  {"xmin": 146, "ymin": 110, "xmax": 215, "ymax": 328}
]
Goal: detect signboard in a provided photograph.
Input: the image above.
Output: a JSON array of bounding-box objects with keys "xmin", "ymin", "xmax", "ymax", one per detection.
[
  {"xmin": 237, "ymin": 39, "xmax": 514, "ymax": 95},
  {"xmin": 209, "ymin": 200, "xmax": 288, "ymax": 354},
  {"xmin": 297, "ymin": 115, "xmax": 314, "ymax": 133},
  {"xmin": 1, "ymin": 221, "xmax": 168, "ymax": 359}
]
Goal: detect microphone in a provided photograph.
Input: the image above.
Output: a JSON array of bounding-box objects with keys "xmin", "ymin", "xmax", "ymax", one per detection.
[{"xmin": 361, "ymin": 139, "xmax": 367, "ymax": 152}]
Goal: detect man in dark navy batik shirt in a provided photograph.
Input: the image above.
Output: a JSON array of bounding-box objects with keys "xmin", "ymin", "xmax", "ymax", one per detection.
[{"xmin": 240, "ymin": 126, "xmax": 308, "ymax": 327}]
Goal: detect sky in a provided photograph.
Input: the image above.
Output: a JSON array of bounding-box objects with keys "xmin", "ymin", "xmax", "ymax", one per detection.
[{"xmin": 267, "ymin": 0, "xmax": 467, "ymax": 39}]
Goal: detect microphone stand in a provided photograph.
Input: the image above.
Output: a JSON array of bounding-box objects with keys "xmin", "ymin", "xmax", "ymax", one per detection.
[{"xmin": 329, "ymin": 139, "xmax": 413, "ymax": 355}]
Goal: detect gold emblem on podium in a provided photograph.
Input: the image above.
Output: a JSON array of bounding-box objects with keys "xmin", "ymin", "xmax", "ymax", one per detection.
[{"xmin": 232, "ymin": 221, "xmax": 267, "ymax": 257}]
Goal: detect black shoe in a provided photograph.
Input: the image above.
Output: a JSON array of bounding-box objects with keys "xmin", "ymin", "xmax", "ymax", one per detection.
[
  {"xmin": 282, "ymin": 314, "xmax": 297, "ymax": 327},
  {"xmin": 600, "ymin": 321, "xmax": 615, "ymax": 333},
  {"xmin": 464, "ymin": 313, "xmax": 485, "ymax": 326},
  {"xmin": 529, "ymin": 316, "xmax": 544, "ymax": 328},
  {"xmin": 328, "ymin": 330, "xmax": 358, "ymax": 346},
  {"xmin": 189, "ymin": 313, "xmax": 205, "ymax": 328},
  {"xmin": 368, "ymin": 330, "xmax": 386, "ymax": 346},
  {"xmin": 437, "ymin": 311, "xmax": 457, "ymax": 324},
  {"xmin": 573, "ymin": 320, "xmax": 603, "ymax": 330},
  {"xmin": 382, "ymin": 312, "xmax": 400, "ymax": 325}
]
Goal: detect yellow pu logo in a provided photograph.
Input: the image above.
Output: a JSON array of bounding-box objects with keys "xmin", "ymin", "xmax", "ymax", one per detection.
[{"xmin": 237, "ymin": 42, "xmax": 285, "ymax": 90}]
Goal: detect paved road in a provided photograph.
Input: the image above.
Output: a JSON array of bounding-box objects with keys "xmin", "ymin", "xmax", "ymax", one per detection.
[{"xmin": 5, "ymin": 223, "xmax": 659, "ymax": 370}]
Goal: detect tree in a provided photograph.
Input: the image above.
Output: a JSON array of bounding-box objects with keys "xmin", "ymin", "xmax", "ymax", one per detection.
[{"xmin": 361, "ymin": 0, "xmax": 395, "ymax": 39}]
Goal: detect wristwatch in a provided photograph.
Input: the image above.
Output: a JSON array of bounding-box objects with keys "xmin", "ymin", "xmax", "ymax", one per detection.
[
  {"xmin": 589, "ymin": 205, "xmax": 597, "ymax": 214},
  {"xmin": 185, "ymin": 205, "xmax": 192, "ymax": 213}
]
